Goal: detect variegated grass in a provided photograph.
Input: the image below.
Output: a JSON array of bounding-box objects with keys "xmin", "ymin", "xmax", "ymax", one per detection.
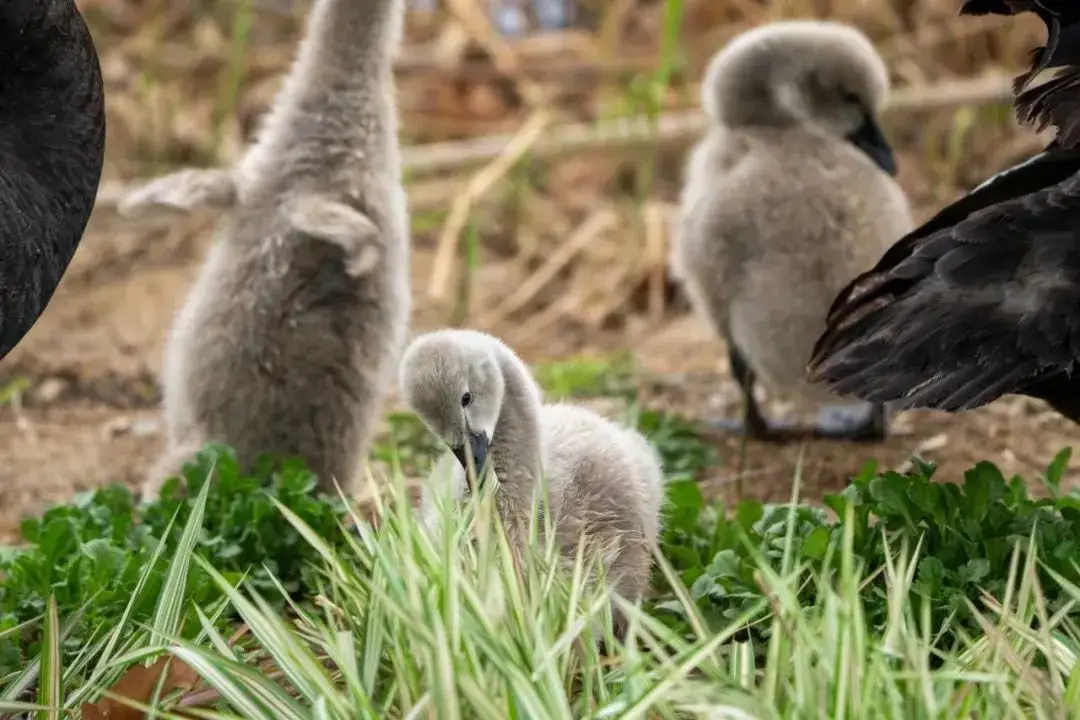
[{"xmin": 3, "ymin": 461, "xmax": 1079, "ymax": 719}]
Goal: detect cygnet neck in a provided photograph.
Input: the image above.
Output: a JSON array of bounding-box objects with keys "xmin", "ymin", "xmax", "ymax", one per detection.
[
  {"xmin": 487, "ymin": 346, "xmax": 543, "ymax": 502},
  {"xmin": 290, "ymin": 0, "xmax": 401, "ymax": 91},
  {"xmin": 239, "ymin": 0, "xmax": 402, "ymax": 191}
]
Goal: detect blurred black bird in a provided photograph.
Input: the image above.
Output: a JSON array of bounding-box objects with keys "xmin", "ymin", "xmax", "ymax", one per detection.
[
  {"xmin": 807, "ymin": 0, "xmax": 1080, "ymax": 423},
  {"xmin": 0, "ymin": 0, "xmax": 107, "ymax": 361}
]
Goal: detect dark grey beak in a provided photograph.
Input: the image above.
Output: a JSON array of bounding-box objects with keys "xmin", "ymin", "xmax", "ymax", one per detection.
[
  {"xmin": 451, "ymin": 431, "xmax": 490, "ymax": 486},
  {"xmin": 845, "ymin": 114, "xmax": 897, "ymax": 177}
]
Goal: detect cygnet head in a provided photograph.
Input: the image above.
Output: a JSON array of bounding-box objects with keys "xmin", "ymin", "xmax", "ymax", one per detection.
[
  {"xmin": 399, "ymin": 330, "xmax": 506, "ymax": 476},
  {"xmin": 703, "ymin": 20, "xmax": 896, "ymax": 175}
]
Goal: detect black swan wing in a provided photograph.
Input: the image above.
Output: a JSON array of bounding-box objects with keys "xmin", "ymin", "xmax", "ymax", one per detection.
[{"xmin": 809, "ymin": 171, "xmax": 1080, "ymax": 419}]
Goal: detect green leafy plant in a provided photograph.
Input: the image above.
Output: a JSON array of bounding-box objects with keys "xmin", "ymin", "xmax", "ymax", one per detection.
[
  {"xmin": 654, "ymin": 448, "xmax": 1080, "ymax": 654},
  {"xmin": 628, "ymin": 405, "xmax": 718, "ymax": 479},
  {"xmin": 144, "ymin": 445, "xmax": 348, "ymax": 596},
  {"xmin": 2, "ymin": 431, "xmax": 1079, "ymax": 716},
  {"xmin": 532, "ymin": 352, "xmax": 638, "ymax": 399},
  {"xmin": 0, "ymin": 476, "xmax": 232, "ymax": 714},
  {"xmin": 0, "ymin": 444, "xmax": 349, "ymax": 675},
  {"xmin": 370, "ymin": 411, "xmax": 446, "ymax": 476}
]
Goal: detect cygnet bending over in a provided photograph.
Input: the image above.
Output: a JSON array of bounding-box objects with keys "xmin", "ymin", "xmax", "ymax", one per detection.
[
  {"xmin": 670, "ymin": 20, "xmax": 913, "ymax": 442},
  {"xmin": 133, "ymin": 0, "xmax": 411, "ymax": 499},
  {"xmin": 399, "ymin": 329, "xmax": 665, "ymax": 632}
]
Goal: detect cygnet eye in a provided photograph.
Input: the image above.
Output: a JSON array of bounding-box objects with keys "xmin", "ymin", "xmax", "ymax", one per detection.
[{"xmin": 461, "ymin": 391, "xmax": 472, "ymax": 408}]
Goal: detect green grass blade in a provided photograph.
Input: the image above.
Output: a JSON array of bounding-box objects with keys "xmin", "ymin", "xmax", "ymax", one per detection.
[
  {"xmin": 1, "ymin": 598, "xmax": 93, "ymax": 706},
  {"xmin": 172, "ymin": 643, "xmax": 308, "ymax": 720},
  {"xmin": 192, "ymin": 553, "xmax": 350, "ymax": 718},
  {"xmin": 152, "ymin": 466, "xmax": 214, "ymax": 639},
  {"xmin": 35, "ymin": 596, "xmax": 61, "ymax": 720}
]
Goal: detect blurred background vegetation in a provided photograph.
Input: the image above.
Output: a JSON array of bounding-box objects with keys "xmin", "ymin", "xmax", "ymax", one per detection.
[{"xmin": 86, "ymin": 0, "xmax": 1045, "ymax": 344}]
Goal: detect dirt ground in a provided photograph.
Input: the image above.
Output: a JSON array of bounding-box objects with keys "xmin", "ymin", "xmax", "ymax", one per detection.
[{"xmin": 0, "ymin": 197, "xmax": 1076, "ymax": 542}]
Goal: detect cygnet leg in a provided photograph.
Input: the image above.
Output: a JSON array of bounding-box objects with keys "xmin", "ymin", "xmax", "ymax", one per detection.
[
  {"xmin": 812, "ymin": 402, "xmax": 888, "ymax": 442},
  {"xmin": 708, "ymin": 343, "xmax": 800, "ymax": 442}
]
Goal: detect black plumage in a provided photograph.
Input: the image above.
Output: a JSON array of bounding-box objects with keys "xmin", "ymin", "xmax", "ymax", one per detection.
[
  {"xmin": 807, "ymin": 0, "xmax": 1080, "ymax": 421},
  {"xmin": 961, "ymin": 1, "xmax": 1080, "ymax": 148},
  {"xmin": 0, "ymin": 0, "xmax": 107, "ymax": 361}
]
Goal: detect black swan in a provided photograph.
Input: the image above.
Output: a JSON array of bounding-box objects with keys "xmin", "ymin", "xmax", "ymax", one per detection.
[
  {"xmin": 807, "ymin": 0, "xmax": 1080, "ymax": 423},
  {"xmin": 0, "ymin": 0, "xmax": 106, "ymax": 361}
]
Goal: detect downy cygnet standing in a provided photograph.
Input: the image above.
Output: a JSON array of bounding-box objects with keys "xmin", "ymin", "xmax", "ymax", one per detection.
[
  {"xmin": 671, "ymin": 20, "xmax": 913, "ymax": 442},
  {"xmin": 399, "ymin": 329, "xmax": 665, "ymax": 631},
  {"xmin": 135, "ymin": 0, "xmax": 411, "ymax": 499}
]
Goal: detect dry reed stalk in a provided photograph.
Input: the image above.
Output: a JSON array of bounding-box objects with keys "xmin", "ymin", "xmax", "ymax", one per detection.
[
  {"xmin": 597, "ymin": 0, "xmax": 637, "ymax": 56},
  {"xmin": 583, "ymin": 264, "xmax": 636, "ymax": 329},
  {"xmin": 508, "ymin": 29, "xmax": 601, "ymax": 61},
  {"xmin": 643, "ymin": 200, "xmax": 668, "ymax": 323},
  {"xmin": 880, "ymin": 13, "xmax": 1014, "ymax": 61},
  {"xmin": 478, "ymin": 207, "xmax": 618, "ymax": 328},
  {"xmin": 394, "ymin": 50, "xmax": 658, "ymax": 81},
  {"xmin": 442, "ymin": 0, "xmax": 521, "ymax": 75},
  {"xmin": 506, "ymin": 289, "xmax": 582, "ymax": 347},
  {"xmin": 427, "ymin": 106, "xmax": 554, "ymax": 302},
  {"xmin": 402, "ymin": 73, "xmax": 1016, "ymax": 176}
]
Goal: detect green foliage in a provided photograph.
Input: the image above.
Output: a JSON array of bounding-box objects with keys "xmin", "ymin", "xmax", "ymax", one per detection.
[
  {"xmin": 0, "ymin": 444, "xmax": 349, "ymax": 676},
  {"xmin": 123, "ymin": 458, "xmax": 1080, "ymax": 719},
  {"xmin": 628, "ymin": 405, "xmax": 718, "ymax": 479},
  {"xmin": 144, "ymin": 445, "xmax": 347, "ymax": 596},
  {"xmin": 0, "ymin": 377, "xmax": 30, "ymax": 407},
  {"xmin": 3, "ymin": 376, "xmax": 1079, "ymax": 716},
  {"xmin": 654, "ymin": 447, "xmax": 1080, "ymax": 652},
  {"xmin": 0, "ymin": 357, "xmax": 711, "ymax": 676},
  {"xmin": 370, "ymin": 411, "xmax": 446, "ymax": 476},
  {"xmin": 531, "ymin": 352, "xmax": 638, "ymax": 399}
]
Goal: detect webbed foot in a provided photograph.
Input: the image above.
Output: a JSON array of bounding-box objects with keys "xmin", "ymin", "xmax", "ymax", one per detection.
[{"xmin": 811, "ymin": 402, "xmax": 888, "ymax": 442}]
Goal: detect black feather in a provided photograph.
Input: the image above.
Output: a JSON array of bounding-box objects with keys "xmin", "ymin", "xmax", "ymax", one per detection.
[
  {"xmin": 821, "ymin": 148, "xmax": 1080, "ymax": 326},
  {"xmin": 785, "ymin": 2, "xmax": 1080, "ymax": 424},
  {"xmin": 1024, "ymin": 373, "xmax": 1080, "ymax": 422},
  {"xmin": 0, "ymin": 0, "xmax": 106, "ymax": 361},
  {"xmin": 809, "ymin": 168, "xmax": 1080, "ymax": 418},
  {"xmin": 960, "ymin": 0, "xmax": 1080, "ymax": 147}
]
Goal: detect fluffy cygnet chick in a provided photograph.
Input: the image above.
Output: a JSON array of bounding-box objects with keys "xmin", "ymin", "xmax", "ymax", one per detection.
[
  {"xmin": 134, "ymin": 0, "xmax": 411, "ymax": 500},
  {"xmin": 399, "ymin": 329, "xmax": 665, "ymax": 631},
  {"xmin": 670, "ymin": 20, "xmax": 914, "ymax": 442}
]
